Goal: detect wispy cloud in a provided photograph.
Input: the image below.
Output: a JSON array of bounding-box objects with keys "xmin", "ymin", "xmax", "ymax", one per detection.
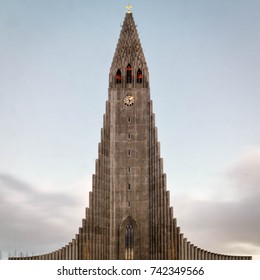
[
  {"xmin": 0, "ymin": 173, "xmax": 90, "ymax": 258},
  {"xmin": 174, "ymin": 147, "xmax": 260, "ymax": 258},
  {"xmin": 1, "ymin": 148, "xmax": 259, "ymax": 259}
]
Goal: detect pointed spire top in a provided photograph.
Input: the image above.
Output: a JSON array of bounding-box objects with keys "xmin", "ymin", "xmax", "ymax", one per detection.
[
  {"xmin": 110, "ymin": 12, "xmax": 148, "ymax": 71},
  {"xmin": 109, "ymin": 11, "xmax": 149, "ymax": 89}
]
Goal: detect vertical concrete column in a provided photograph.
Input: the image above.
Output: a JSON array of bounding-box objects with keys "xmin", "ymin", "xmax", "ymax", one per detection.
[
  {"xmin": 204, "ymin": 251, "xmax": 207, "ymax": 260},
  {"xmin": 194, "ymin": 246, "xmax": 197, "ymax": 260},
  {"xmin": 79, "ymin": 227, "xmax": 83, "ymax": 260},
  {"xmin": 190, "ymin": 244, "xmax": 194, "ymax": 260},
  {"xmin": 82, "ymin": 219, "xmax": 87, "ymax": 260},
  {"xmin": 88, "ymin": 192, "xmax": 93, "ymax": 260},
  {"xmin": 65, "ymin": 245, "xmax": 69, "ymax": 260},
  {"xmin": 75, "ymin": 234, "xmax": 79, "ymax": 260},
  {"xmin": 55, "ymin": 250, "xmax": 58, "ymax": 259},
  {"xmin": 183, "ymin": 238, "xmax": 187, "ymax": 260},
  {"xmin": 72, "ymin": 239, "xmax": 76, "ymax": 260},
  {"xmin": 84, "ymin": 208, "xmax": 89, "ymax": 258},
  {"xmin": 169, "ymin": 208, "xmax": 174, "ymax": 260},
  {"xmin": 180, "ymin": 234, "xmax": 184, "ymax": 260},
  {"xmin": 187, "ymin": 242, "xmax": 191, "ymax": 260},
  {"xmin": 59, "ymin": 249, "xmax": 62, "ymax": 260},
  {"xmin": 201, "ymin": 250, "xmax": 204, "ymax": 260},
  {"xmin": 69, "ymin": 242, "xmax": 72, "ymax": 260},
  {"xmin": 197, "ymin": 248, "xmax": 201, "ymax": 260},
  {"xmin": 173, "ymin": 218, "xmax": 178, "ymax": 260},
  {"xmin": 166, "ymin": 197, "xmax": 172, "ymax": 260},
  {"xmin": 176, "ymin": 227, "xmax": 180, "ymax": 259},
  {"xmin": 162, "ymin": 174, "xmax": 168, "ymax": 259},
  {"xmin": 61, "ymin": 247, "xmax": 65, "ymax": 259}
]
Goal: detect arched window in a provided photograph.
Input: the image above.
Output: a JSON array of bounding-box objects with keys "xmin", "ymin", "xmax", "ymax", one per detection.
[
  {"xmin": 115, "ymin": 69, "xmax": 122, "ymax": 84},
  {"xmin": 137, "ymin": 69, "xmax": 143, "ymax": 83},
  {"xmin": 125, "ymin": 222, "xmax": 134, "ymax": 260},
  {"xmin": 126, "ymin": 64, "xmax": 132, "ymax": 83}
]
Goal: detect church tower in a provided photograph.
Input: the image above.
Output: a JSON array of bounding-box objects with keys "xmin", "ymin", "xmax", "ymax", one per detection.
[
  {"xmin": 81, "ymin": 11, "xmax": 173, "ymax": 260},
  {"xmin": 105, "ymin": 11, "xmax": 171, "ymax": 259},
  {"xmin": 10, "ymin": 10, "xmax": 251, "ymax": 261}
]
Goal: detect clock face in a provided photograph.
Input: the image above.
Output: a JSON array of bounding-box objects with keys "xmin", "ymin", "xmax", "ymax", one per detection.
[{"xmin": 124, "ymin": 95, "xmax": 135, "ymax": 106}]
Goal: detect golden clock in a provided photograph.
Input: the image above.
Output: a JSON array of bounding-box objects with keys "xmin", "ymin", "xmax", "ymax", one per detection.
[{"xmin": 124, "ymin": 95, "xmax": 135, "ymax": 106}]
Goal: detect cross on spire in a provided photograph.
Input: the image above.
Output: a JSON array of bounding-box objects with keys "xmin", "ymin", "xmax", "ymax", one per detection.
[{"xmin": 126, "ymin": 4, "xmax": 132, "ymax": 14}]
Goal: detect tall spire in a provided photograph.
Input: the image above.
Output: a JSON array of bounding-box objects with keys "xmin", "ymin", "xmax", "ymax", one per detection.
[{"xmin": 109, "ymin": 13, "xmax": 149, "ymax": 88}]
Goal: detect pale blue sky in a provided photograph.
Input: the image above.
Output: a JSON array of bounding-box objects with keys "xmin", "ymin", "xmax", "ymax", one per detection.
[{"xmin": 0, "ymin": 0, "xmax": 259, "ymax": 259}]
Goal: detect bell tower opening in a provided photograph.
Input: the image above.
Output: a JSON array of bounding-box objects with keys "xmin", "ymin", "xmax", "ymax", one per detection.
[
  {"xmin": 126, "ymin": 64, "xmax": 132, "ymax": 83},
  {"xmin": 115, "ymin": 69, "xmax": 122, "ymax": 84},
  {"xmin": 137, "ymin": 69, "xmax": 142, "ymax": 83}
]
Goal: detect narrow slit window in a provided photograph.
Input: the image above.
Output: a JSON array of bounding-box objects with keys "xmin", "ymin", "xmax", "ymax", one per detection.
[
  {"xmin": 128, "ymin": 167, "xmax": 131, "ymax": 173},
  {"xmin": 115, "ymin": 69, "xmax": 122, "ymax": 84},
  {"xmin": 127, "ymin": 117, "xmax": 132, "ymax": 123},
  {"xmin": 127, "ymin": 133, "xmax": 131, "ymax": 140},
  {"xmin": 137, "ymin": 69, "xmax": 143, "ymax": 83},
  {"xmin": 127, "ymin": 150, "xmax": 131, "ymax": 156},
  {"xmin": 126, "ymin": 64, "xmax": 132, "ymax": 83},
  {"xmin": 128, "ymin": 184, "xmax": 131, "ymax": 191}
]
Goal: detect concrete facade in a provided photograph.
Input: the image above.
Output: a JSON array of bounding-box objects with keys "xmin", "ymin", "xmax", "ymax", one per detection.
[{"xmin": 10, "ymin": 12, "xmax": 252, "ymax": 261}]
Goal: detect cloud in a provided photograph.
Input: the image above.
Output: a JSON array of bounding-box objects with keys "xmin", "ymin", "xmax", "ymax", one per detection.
[
  {"xmin": 0, "ymin": 173, "xmax": 90, "ymax": 259},
  {"xmin": 1, "ymin": 148, "xmax": 259, "ymax": 259},
  {"xmin": 174, "ymin": 147, "xmax": 260, "ymax": 258},
  {"xmin": 228, "ymin": 147, "xmax": 260, "ymax": 196}
]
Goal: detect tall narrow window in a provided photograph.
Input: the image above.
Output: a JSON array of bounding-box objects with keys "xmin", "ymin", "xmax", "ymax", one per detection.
[
  {"xmin": 125, "ymin": 222, "xmax": 134, "ymax": 260},
  {"xmin": 137, "ymin": 69, "xmax": 143, "ymax": 83},
  {"xmin": 127, "ymin": 116, "xmax": 132, "ymax": 123},
  {"xmin": 127, "ymin": 133, "xmax": 131, "ymax": 140},
  {"xmin": 115, "ymin": 69, "xmax": 122, "ymax": 84},
  {"xmin": 128, "ymin": 184, "xmax": 131, "ymax": 191},
  {"xmin": 126, "ymin": 64, "xmax": 132, "ymax": 83}
]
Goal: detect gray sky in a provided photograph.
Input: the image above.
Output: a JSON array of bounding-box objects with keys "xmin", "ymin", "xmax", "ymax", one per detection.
[{"xmin": 0, "ymin": 0, "xmax": 259, "ymax": 259}]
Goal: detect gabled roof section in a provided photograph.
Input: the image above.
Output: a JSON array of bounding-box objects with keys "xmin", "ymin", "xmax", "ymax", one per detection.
[{"xmin": 110, "ymin": 13, "xmax": 148, "ymax": 73}]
